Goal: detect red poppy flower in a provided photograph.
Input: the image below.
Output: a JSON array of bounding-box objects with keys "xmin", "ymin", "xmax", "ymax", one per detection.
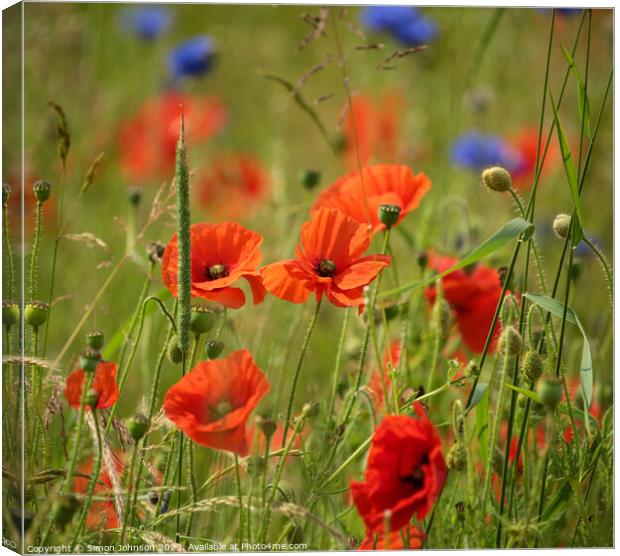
[
  {"xmin": 118, "ymin": 92, "xmax": 228, "ymax": 184},
  {"xmin": 342, "ymin": 90, "xmax": 404, "ymax": 168},
  {"xmin": 65, "ymin": 362, "xmax": 119, "ymax": 411},
  {"xmin": 261, "ymin": 207, "xmax": 390, "ymax": 308},
  {"xmin": 312, "ymin": 165, "xmax": 431, "ymax": 235},
  {"xmin": 425, "ymin": 252, "xmax": 507, "ymax": 354},
  {"xmin": 508, "ymin": 127, "xmax": 560, "ymax": 190},
  {"xmin": 74, "ymin": 455, "xmax": 123, "ymax": 529},
  {"xmin": 196, "ymin": 153, "xmax": 270, "ymax": 220},
  {"xmin": 163, "ymin": 349, "xmax": 270, "ymax": 456},
  {"xmin": 350, "ymin": 407, "xmax": 447, "ymax": 533},
  {"xmin": 161, "ymin": 221, "xmax": 266, "ymax": 310},
  {"xmin": 367, "ymin": 340, "xmax": 402, "ymax": 412},
  {"xmin": 358, "ymin": 524, "xmax": 424, "ymax": 550}
]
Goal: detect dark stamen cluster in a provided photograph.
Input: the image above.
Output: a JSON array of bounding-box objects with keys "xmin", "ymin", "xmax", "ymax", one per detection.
[
  {"xmin": 315, "ymin": 258, "xmax": 336, "ymax": 277},
  {"xmin": 206, "ymin": 263, "xmax": 229, "ymax": 281}
]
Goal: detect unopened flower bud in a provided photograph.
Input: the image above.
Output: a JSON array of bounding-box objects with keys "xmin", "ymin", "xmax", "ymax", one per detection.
[
  {"xmin": 33, "ymin": 180, "xmax": 52, "ymax": 203},
  {"xmin": 446, "ymin": 442, "xmax": 467, "ymax": 471},
  {"xmin": 147, "ymin": 241, "xmax": 165, "ymax": 264},
  {"xmin": 24, "ymin": 300, "xmax": 48, "ymax": 329},
  {"xmin": 498, "ymin": 325, "xmax": 522, "ymax": 357},
  {"xmin": 378, "ymin": 203, "xmax": 401, "ymax": 229},
  {"xmin": 52, "ymin": 494, "xmax": 80, "ymax": 530},
  {"xmin": 302, "ymin": 401, "xmax": 320, "ymax": 418},
  {"xmin": 537, "ymin": 377, "xmax": 562, "ymax": 409},
  {"xmin": 416, "ymin": 251, "xmax": 429, "ymax": 270},
  {"xmin": 432, "ymin": 297, "xmax": 451, "ymax": 346},
  {"xmin": 552, "ymin": 214, "xmax": 571, "ymax": 240},
  {"xmin": 190, "ymin": 306, "xmax": 216, "ymax": 335},
  {"xmin": 300, "ymin": 169, "xmax": 321, "ymax": 190},
  {"xmin": 205, "ymin": 338, "xmax": 224, "ymax": 359},
  {"xmin": 463, "ymin": 360, "xmax": 480, "ymax": 379},
  {"xmin": 482, "ymin": 166, "xmax": 512, "ymax": 193},
  {"xmin": 455, "ymin": 501, "xmax": 466, "ymax": 523},
  {"xmin": 86, "ymin": 329, "xmax": 104, "ymax": 351},
  {"xmin": 2, "ymin": 301, "xmax": 20, "ymax": 328},
  {"xmin": 127, "ymin": 186, "xmax": 142, "ymax": 206},
  {"xmin": 521, "ymin": 350, "xmax": 544, "ymax": 383},
  {"xmin": 257, "ymin": 416, "xmax": 277, "ymax": 438},
  {"xmin": 127, "ymin": 413, "xmax": 150, "ymax": 441},
  {"xmin": 79, "ymin": 348, "xmax": 101, "ymax": 373},
  {"xmin": 85, "ymin": 388, "xmax": 100, "ymax": 409},
  {"xmin": 167, "ymin": 335, "xmax": 183, "ymax": 364},
  {"xmin": 2, "ymin": 182, "xmax": 10, "ymax": 205}
]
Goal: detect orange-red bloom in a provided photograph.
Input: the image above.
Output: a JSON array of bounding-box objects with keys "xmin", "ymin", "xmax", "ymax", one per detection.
[
  {"xmin": 196, "ymin": 153, "xmax": 270, "ymax": 220},
  {"xmin": 509, "ymin": 127, "xmax": 560, "ymax": 190},
  {"xmin": 312, "ymin": 165, "xmax": 431, "ymax": 235},
  {"xmin": 342, "ymin": 91, "xmax": 405, "ymax": 168},
  {"xmin": 65, "ymin": 362, "xmax": 119, "ymax": 411},
  {"xmin": 261, "ymin": 207, "xmax": 390, "ymax": 308},
  {"xmin": 358, "ymin": 524, "xmax": 424, "ymax": 550},
  {"xmin": 118, "ymin": 92, "xmax": 227, "ymax": 184},
  {"xmin": 163, "ymin": 350, "xmax": 270, "ymax": 456},
  {"xmin": 425, "ymin": 252, "xmax": 507, "ymax": 354},
  {"xmin": 350, "ymin": 407, "xmax": 447, "ymax": 534},
  {"xmin": 161, "ymin": 222, "xmax": 265, "ymax": 310}
]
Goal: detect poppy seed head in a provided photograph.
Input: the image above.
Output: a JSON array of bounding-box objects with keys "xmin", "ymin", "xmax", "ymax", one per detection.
[
  {"xmin": 317, "ymin": 258, "xmax": 336, "ymax": 277},
  {"xmin": 207, "ymin": 263, "xmax": 228, "ymax": 280}
]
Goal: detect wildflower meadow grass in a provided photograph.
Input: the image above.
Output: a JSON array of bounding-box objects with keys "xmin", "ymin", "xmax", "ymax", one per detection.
[{"xmin": 1, "ymin": 4, "xmax": 613, "ymax": 553}]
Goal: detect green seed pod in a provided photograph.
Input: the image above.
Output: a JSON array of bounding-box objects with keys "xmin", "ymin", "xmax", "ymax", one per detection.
[
  {"xmin": 79, "ymin": 348, "xmax": 101, "ymax": 373},
  {"xmin": 52, "ymin": 494, "xmax": 80, "ymax": 530},
  {"xmin": 256, "ymin": 416, "xmax": 277, "ymax": 438},
  {"xmin": 205, "ymin": 338, "xmax": 225, "ymax": 360},
  {"xmin": 85, "ymin": 388, "xmax": 100, "ymax": 409},
  {"xmin": 446, "ymin": 442, "xmax": 467, "ymax": 471},
  {"xmin": 2, "ymin": 182, "xmax": 10, "ymax": 205},
  {"xmin": 521, "ymin": 350, "xmax": 544, "ymax": 383},
  {"xmin": 463, "ymin": 360, "xmax": 480, "ymax": 379},
  {"xmin": 33, "ymin": 179, "xmax": 52, "ymax": 203},
  {"xmin": 127, "ymin": 413, "xmax": 150, "ymax": 442},
  {"xmin": 127, "ymin": 186, "xmax": 142, "ymax": 206},
  {"xmin": 432, "ymin": 297, "xmax": 452, "ymax": 346},
  {"xmin": 24, "ymin": 300, "xmax": 49, "ymax": 329},
  {"xmin": 300, "ymin": 169, "xmax": 321, "ymax": 190},
  {"xmin": 190, "ymin": 306, "xmax": 216, "ymax": 335},
  {"xmin": 167, "ymin": 335, "xmax": 183, "ymax": 364},
  {"xmin": 302, "ymin": 401, "xmax": 320, "ymax": 419},
  {"xmin": 86, "ymin": 329, "xmax": 104, "ymax": 351},
  {"xmin": 2, "ymin": 301, "xmax": 20, "ymax": 328},
  {"xmin": 537, "ymin": 377, "xmax": 562, "ymax": 409},
  {"xmin": 481, "ymin": 166, "xmax": 512, "ymax": 193},
  {"xmin": 498, "ymin": 325, "xmax": 522, "ymax": 357},
  {"xmin": 378, "ymin": 203, "xmax": 401, "ymax": 229},
  {"xmin": 552, "ymin": 213, "xmax": 571, "ymax": 240},
  {"xmin": 416, "ymin": 250, "xmax": 429, "ymax": 270}
]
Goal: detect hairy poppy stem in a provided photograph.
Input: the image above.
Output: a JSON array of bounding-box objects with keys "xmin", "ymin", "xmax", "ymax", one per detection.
[
  {"xmin": 71, "ymin": 412, "xmax": 102, "ymax": 549},
  {"xmin": 2, "ymin": 199, "xmax": 14, "ymax": 299},
  {"xmin": 234, "ymin": 454, "xmax": 244, "ymax": 549},
  {"xmin": 120, "ymin": 439, "xmax": 140, "ymax": 544},
  {"xmin": 29, "ymin": 201, "xmax": 43, "ymax": 299},
  {"xmin": 280, "ymin": 298, "xmax": 322, "ymax": 449},
  {"xmin": 326, "ymin": 308, "xmax": 350, "ymax": 426}
]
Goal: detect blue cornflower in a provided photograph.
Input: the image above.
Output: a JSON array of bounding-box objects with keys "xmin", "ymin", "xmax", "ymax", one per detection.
[
  {"xmin": 537, "ymin": 7, "xmax": 583, "ymax": 17},
  {"xmin": 451, "ymin": 132, "xmax": 520, "ymax": 172},
  {"xmin": 168, "ymin": 36, "xmax": 215, "ymax": 82},
  {"xmin": 361, "ymin": 6, "xmax": 438, "ymax": 47},
  {"xmin": 120, "ymin": 6, "xmax": 171, "ymax": 40}
]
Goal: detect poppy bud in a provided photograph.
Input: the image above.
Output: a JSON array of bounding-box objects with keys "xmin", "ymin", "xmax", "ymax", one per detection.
[
  {"xmin": 79, "ymin": 348, "xmax": 101, "ymax": 373},
  {"xmin": 167, "ymin": 335, "xmax": 183, "ymax": 363},
  {"xmin": 2, "ymin": 182, "xmax": 10, "ymax": 205},
  {"xmin": 127, "ymin": 186, "xmax": 142, "ymax": 206},
  {"xmin": 377, "ymin": 203, "xmax": 401, "ymax": 229},
  {"xmin": 455, "ymin": 501, "xmax": 466, "ymax": 524},
  {"xmin": 33, "ymin": 179, "xmax": 52, "ymax": 203},
  {"xmin": 246, "ymin": 455, "xmax": 266, "ymax": 477},
  {"xmin": 446, "ymin": 442, "xmax": 467, "ymax": 471},
  {"xmin": 24, "ymin": 300, "xmax": 49, "ymax": 329},
  {"xmin": 52, "ymin": 494, "xmax": 80, "ymax": 530},
  {"xmin": 85, "ymin": 388, "xmax": 99, "ymax": 409},
  {"xmin": 383, "ymin": 303, "xmax": 400, "ymax": 322},
  {"xmin": 552, "ymin": 213, "xmax": 571, "ymax": 240},
  {"xmin": 205, "ymin": 338, "xmax": 224, "ymax": 359},
  {"xmin": 2, "ymin": 301, "xmax": 20, "ymax": 328},
  {"xmin": 432, "ymin": 297, "xmax": 451, "ymax": 346},
  {"xmin": 416, "ymin": 251, "xmax": 429, "ymax": 269},
  {"xmin": 537, "ymin": 377, "xmax": 562, "ymax": 409},
  {"xmin": 147, "ymin": 241, "xmax": 165, "ymax": 264},
  {"xmin": 521, "ymin": 350, "xmax": 544, "ymax": 383},
  {"xmin": 463, "ymin": 360, "xmax": 480, "ymax": 379},
  {"xmin": 86, "ymin": 329, "xmax": 104, "ymax": 350},
  {"xmin": 302, "ymin": 401, "xmax": 320, "ymax": 419},
  {"xmin": 481, "ymin": 166, "xmax": 512, "ymax": 193},
  {"xmin": 257, "ymin": 416, "xmax": 277, "ymax": 438},
  {"xmin": 498, "ymin": 325, "xmax": 522, "ymax": 357},
  {"xmin": 127, "ymin": 413, "xmax": 150, "ymax": 441},
  {"xmin": 300, "ymin": 169, "xmax": 321, "ymax": 190},
  {"xmin": 190, "ymin": 306, "xmax": 216, "ymax": 335}
]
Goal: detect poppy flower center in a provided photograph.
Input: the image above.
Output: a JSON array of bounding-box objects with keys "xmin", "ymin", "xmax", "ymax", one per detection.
[
  {"xmin": 400, "ymin": 454, "xmax": 429, "ymax": 492},
  {"xmin": 212, "ymin": 400, "xmax": 232, "ymax": 419},
  {"xmin": 206, "ymin": 263, "xmax": 228, "ymax": 280},
  {"xmin": 316, "ymin": 258, "xmax": 336, "ymax": 277}
]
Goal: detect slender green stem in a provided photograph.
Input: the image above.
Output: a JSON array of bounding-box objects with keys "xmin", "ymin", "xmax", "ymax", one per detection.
[
  {"xmin": 153, "ymin": 432, "xmax": 178, "ymax": 519},
  {"xmin": 326, "ymin": 309, "xmax": 350, "ymax": 425},
  {"xmin": 29, "ymin": 201, "xmax": 43, "ymax": 299},
  {"xmin": 582, "ymin": 236, "xmax": 612, "ymax": 304},
  {"xmin": 3, "ymin": 203, "xmax": 14, "ymax": 299},
  {"xmin": 120, "ymin": 441, "xmax": 140, "ymax": 544},
  {"xmin": 280, "ymin": 298, "xmax": 322, "ymax": 449},
  {"xmin": 234, "ymin": 454, "xmax": 244, "ymax": 549}
]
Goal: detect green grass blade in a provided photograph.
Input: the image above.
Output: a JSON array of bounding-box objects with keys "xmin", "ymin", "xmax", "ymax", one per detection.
[{"xmin": 560, "ymin": 44, "xmax": 591, "ymax": 140}]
